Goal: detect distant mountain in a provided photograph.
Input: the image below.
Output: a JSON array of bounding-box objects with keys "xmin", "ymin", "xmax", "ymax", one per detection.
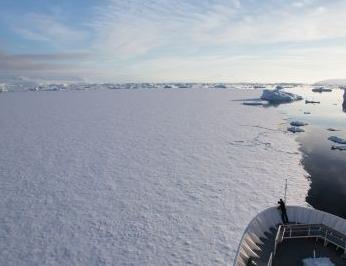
[{"xmin": 314, "ymin": 79, "xmax": 346, "ymax": 86}]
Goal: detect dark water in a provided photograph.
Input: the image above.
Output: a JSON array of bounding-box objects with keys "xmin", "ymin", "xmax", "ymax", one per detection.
[
  {"xmin": 298, "ymin": 128, "xmax": 346, "ymax": 218},
  {"xmin": 276, "ymin": 86, "xmax": 346, "ymax": 218}
]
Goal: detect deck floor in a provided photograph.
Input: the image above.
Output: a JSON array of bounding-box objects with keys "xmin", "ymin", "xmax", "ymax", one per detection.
[{"xmin": 273, "ymin": 238, "xmax": 345, "ymax": 266}]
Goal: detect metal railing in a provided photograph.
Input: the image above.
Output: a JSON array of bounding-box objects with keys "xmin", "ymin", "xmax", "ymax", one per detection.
[
  {"xmin": 274, "ymin": 223, "xmax": 346, "ymax": 256},
  {"xmin": 234, "ymin": 206, "xmax": 346, "ymax": 266}
]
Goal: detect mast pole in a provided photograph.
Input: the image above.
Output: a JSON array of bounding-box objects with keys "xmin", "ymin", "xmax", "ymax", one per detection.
[{"xmin": 284, "ymin": 178, "xmax": 288, "ymax": 203}]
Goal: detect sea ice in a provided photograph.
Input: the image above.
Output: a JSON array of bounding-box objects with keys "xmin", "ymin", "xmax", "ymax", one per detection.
[{"xmin": 0, "ymin": 87, "xmax": 309, "ymax": 265}]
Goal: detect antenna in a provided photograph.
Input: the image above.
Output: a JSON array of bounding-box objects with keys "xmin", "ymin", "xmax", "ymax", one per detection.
[{"xmin": 284, "ymin": 178, "xmax": 288, "ymax": 203}]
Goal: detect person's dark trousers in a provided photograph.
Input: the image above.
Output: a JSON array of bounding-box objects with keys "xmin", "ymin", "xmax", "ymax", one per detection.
[{"xmin": 281, "ymin": 211, "xmax": 289, "ymax": 224}]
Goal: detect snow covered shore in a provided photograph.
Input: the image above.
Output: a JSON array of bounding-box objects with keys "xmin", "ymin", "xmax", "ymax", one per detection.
[{"xmin": 0, "ymin": 88, "xmax": 308, "ymax": 265}]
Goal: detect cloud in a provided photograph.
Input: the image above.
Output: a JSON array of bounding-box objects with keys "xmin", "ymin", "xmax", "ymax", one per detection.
[
  {"xmin": 107, "ymin": 42, "xmax": 346, "ymax": 83},
  {"xmin": 3, "ymin": 0, "xmax": 346, "ymax": 82},
  {"xmin": 90, "ymin": 0, "xmax": 346, "ymax": 58},
  {"xmin": 12, "ymin": 52, "xmax": 92, "ymax": 61},
  {"xmin": 0, "ymin": 51, "xmax": 91, "ymax": 76},
  {"xmin": 13, "ymin": 13, "xmax": 86, "ymax": 44},
  {"xmin": 91, "ymin": 0, "xmax": 242, "ymax": 58}
]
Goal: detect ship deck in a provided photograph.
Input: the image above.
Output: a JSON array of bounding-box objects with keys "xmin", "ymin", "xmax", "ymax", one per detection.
[
  {"xmin": 234, "ymin": 207, "xmax": 346, "ymax": 266},
  {"xmin": 273, "ymin": 237, "xmax": 345, "ymax": 266}
]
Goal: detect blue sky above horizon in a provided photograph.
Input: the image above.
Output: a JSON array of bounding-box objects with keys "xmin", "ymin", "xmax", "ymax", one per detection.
[{"xmin": 1, "ymin": 0, "xmax": 346, "ymax": 83}]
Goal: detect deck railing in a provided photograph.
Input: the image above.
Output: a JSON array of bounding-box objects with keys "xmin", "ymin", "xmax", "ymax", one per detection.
[
  {"xmin": 266, "ymin": 223, "xmax": 346, "ymax": 265},
  {"xmin": 234, "ymin": 206, "xmax": 346, "ymax": 266},
  {"xmin": 276, "ymin": 223, "xmax": 346, "ymax": 253}
]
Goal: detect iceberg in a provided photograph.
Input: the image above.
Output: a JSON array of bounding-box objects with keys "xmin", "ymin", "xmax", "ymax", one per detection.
[
  {"xmin": 214, "ymin": 84, "xmax": 227, "ymax": 88},
  {"xmin": 261, "ymin": 86, "xmax": 302, "ymax": 103}
]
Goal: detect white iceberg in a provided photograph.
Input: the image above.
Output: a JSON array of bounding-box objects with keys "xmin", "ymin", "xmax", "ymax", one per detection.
[
  {"xmin": 261, "ymin": 86, "xmax": 302, "ymax": 103},
  {"xmin": 328, "ymin": 136, "xmax": 346, "ymax": 144}
]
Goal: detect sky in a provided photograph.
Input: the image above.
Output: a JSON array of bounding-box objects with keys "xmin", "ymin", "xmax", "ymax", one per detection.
[{"xmin": 1, "ymin": 0, "xmax": 346, "ymax": 83}]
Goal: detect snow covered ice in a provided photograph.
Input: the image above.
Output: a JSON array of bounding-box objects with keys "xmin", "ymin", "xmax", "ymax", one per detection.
[{"xmin": 0, "ymin": 87, "xmax": 309, "ymax": 265}]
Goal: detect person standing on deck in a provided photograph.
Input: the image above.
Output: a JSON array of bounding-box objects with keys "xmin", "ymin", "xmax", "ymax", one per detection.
[{"xmin": 278, "ymin": 198, "xmax": 289, "ymax": 224}]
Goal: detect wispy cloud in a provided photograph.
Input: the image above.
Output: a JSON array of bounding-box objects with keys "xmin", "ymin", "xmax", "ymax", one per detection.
[
  {"xmin": 2, "ymin": 0, "xmax": 346, "ymax": 82},
  {"xmin": 91, "ymin": 0, "xmax": 346, "ymax": 58},
  {"xmin": 13, "ymin": 13, "xmax": 86, "ymax": 44}
]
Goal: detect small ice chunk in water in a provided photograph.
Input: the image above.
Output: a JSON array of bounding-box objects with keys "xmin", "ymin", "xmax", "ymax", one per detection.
[
  {"xmin": 290, "ymin": 121, "xmax": 308, "ymax": 127},
  {"xmin": 331, "ymin": 145, "xmax": 346, "ymax": 151},
  {"xmin": 328, "ymin": 136, "xmax": 346, "ymax": 144},
  {"xmin": 287, "ymin": 127, "xmax": 305, "ymax": 133}
]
